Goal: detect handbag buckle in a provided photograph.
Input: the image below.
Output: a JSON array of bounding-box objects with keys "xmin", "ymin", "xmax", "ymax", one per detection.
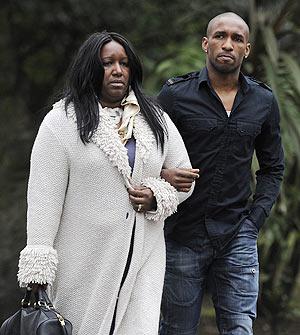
[
  {"xmin": 34, "ymin": 300, "xmax": 49, "ymax": 308},
  {"xmin": 55, "ymin": 312, "xmax": 66, "ymax": 326},
  {"xmin": 21, "ymin": 299, "xmax": 30, "ymax": 307}
]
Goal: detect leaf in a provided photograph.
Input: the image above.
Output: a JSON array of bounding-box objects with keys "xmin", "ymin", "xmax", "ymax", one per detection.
[
  {"xmin": 281, "ymin": 52, "xmax": 300, "ymax": 95},
  {"xmin": 261, "ymin": 25, "xmax": 279, "ymax": 66},
  {"xmin": 260, "ymin": 55, "xmax": 279, "ymax": 99}
]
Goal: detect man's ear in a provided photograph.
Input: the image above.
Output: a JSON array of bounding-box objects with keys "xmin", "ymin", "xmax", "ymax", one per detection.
[
  {"xmin": 202, "ymin": 37, "xmax": 208, "ymax": 53},
  {"xmin": 245, "ymin": 42, "xmax": 251, "ymax": 58}
]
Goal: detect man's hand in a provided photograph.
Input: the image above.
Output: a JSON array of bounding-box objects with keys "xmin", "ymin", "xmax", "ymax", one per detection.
[
  {"xmin": 128, "ymin": 186, "xmax": 157, "ymax": 212},
  {"xmin": 161, "ymin": 168, "xmax": 200, "ymax": 192}
]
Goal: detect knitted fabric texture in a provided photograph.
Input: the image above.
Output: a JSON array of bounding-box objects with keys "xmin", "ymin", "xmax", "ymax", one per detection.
[
  {"xmin": 18, "ymin": 245, "xmax": 58, "ymax": 287},
  {"xmin": 142, "ymin": 177, "xmax": 179, "ymax": 222},
  {"xmin": 18, "ymin": 99, "xmax": 194, "ymax": 335}
]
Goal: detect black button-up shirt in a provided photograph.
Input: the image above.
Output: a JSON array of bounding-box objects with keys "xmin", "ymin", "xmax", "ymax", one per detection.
[{"xmin": 158, "ymin": 67, "xmax": 284, "ymax": 249}]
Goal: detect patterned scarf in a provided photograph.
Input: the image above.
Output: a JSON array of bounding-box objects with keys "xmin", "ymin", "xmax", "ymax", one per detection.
[{"xmin": 104, "ymin": 90, "xmax": 140, "ymax": 144}]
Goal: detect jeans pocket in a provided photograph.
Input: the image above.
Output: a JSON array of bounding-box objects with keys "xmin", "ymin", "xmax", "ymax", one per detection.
[
  {"xmin": 164, "ymin": 239, "xmax": 205, "ymax": 307},
  {"xmin": 164, "ymin": 272, "xmax": 201, "ymax": 307},
  {"xmin": 224, "ymin": 265, "xmax": 259, "ymax": 294},
  {"xmin": 240, "ymin": 218, "xmax": 259, "ymax": 239}
]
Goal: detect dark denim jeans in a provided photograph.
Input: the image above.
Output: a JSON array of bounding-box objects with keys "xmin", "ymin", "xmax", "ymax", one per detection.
[{"xmin": 160, "ymin": 219, "xmax": 259, "ymax": 335}]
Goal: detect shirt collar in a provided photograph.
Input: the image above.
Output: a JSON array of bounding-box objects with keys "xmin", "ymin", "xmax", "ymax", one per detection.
[
  {"xmin": 198, "ymin": 67, "xmax": 250, "ymax": 94},
  {"xmin": 198, "ymin": 67, "xmax": 210, "ymax": 87}
]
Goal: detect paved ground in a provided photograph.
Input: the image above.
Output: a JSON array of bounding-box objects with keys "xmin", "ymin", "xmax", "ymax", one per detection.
[
  {"xmin": 198, "ymin": 316, "xmax": 300, "ymax": 334},
  {"xmin": 197, "ymin": 296, "xmax": 300, "ymax": 334}
]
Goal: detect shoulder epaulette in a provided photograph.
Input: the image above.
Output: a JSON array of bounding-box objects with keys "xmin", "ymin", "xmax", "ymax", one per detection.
[
  {"xmin": 248, "ymin": 77, "xmax": 272, "ymax": 91},
  {"xmin": 166, "ymin": 72, "xmax": 198, "ymax": 86}
]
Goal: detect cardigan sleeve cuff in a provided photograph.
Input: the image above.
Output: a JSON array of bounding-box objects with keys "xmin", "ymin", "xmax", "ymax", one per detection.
[
  {"xmin": 141, "ymin": 177, "xmax": 179, "ymax": 222},
  {"xmin": 248, "ymin": 206, "xmax": 267, "ymax": 230},
  {"xmin": 17, "ymin": 245, "xmax": 58, "ymax": 287}
]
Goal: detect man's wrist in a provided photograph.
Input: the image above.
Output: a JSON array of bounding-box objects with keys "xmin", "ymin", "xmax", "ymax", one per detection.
[
  {"xmin": 160, "ymin": 168, "xmax": 168, "ymax": 180},
  {"xmin": 248, "ymin": 206, "xmax": 267, "ymax": 230}
]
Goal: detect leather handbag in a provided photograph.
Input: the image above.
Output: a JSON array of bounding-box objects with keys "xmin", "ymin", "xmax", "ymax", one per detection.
[{"xmin": 0, "ymin": 287, "xmax": 72, "ymax": 335}]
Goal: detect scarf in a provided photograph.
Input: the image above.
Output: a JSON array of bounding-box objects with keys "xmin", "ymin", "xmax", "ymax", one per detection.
[{"xmin": 104, "ymin": 90, "xmax": 140, "ymax": 144}]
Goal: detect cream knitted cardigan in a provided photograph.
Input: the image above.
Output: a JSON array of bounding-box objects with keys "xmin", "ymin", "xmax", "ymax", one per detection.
[{"xmin": 17, "ymin": 100, "xmax": 193, "ymax": 335}]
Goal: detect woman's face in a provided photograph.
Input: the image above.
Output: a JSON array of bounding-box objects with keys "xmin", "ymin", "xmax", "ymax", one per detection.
[{"xmin": 100, "ymin": 40, "xmax": 130, "ymax": 108}]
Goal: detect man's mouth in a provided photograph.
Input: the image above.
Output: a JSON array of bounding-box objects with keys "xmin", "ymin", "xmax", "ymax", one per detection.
[{"xmin": 217, "ymin": 54, "xmax": 234, "ymax": 61}]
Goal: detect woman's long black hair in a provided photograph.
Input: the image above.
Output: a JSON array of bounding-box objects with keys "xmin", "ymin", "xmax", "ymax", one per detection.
[{"xmin": 64, "ymin": 31, "xmax": 166, "ymax": 150}]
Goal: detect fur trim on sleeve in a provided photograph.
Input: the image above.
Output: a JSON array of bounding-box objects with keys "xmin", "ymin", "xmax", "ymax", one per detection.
[
  {"xmin": 141, "ymin": 177, "xmax": 179, "ymax": 222},
  {"xmin": 17, "ymin": 245, "xmax": 58, "ymax": 287}
]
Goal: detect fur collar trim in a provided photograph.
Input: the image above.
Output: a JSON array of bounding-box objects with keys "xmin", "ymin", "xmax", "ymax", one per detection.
[{"xmin": 60, "ymin": 99, "xmax": 155, "ymax": 183}]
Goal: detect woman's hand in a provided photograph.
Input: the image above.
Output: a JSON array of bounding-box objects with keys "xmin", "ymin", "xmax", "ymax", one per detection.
[
  {"xmin": 161, "ymin": 168, "xmax": 199, "ymax": 192},
  {"xmin": 128, "ymin": 186, "xmax": 157, "ymax": 213}
]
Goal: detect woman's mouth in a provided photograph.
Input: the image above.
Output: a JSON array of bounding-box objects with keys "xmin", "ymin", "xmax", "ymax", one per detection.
[{"xmin": 110, "ymin": 81, "xmax": 125, "ymax": 88}]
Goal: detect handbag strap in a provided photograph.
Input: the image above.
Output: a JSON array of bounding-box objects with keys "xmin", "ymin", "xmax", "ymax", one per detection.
[
  {"xmin": 34, "ymin": 287, "xmax": 53, "ymax": 307},
  {"xmin": 21, "ymin": 287, "xmax": 32, "ymax": 307},
  {"xmin": 62, "ymin": 323, "xmax": 69, "ymax": 335}
]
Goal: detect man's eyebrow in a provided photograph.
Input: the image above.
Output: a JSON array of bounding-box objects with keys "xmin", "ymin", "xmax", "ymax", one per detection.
[
  {"xmin": 213, "ymin": 30, "xmax": 226, "ymax": 35},
  {"xmin": 232, "ymin": 32, "xmax": 245, "ymax": 39}
]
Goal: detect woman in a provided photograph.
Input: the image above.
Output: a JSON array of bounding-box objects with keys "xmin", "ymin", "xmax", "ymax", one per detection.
[{"xmin": 17, "ymin": 32, "xmax": 195, "ymax": 335}]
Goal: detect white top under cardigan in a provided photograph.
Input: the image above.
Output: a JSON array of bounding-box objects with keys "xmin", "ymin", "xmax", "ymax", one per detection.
[{"xmin": 17, "ymin": 99, "xmax": 194, "ymax": 335}]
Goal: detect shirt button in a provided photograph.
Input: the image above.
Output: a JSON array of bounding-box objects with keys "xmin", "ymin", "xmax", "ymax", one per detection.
[{"xmin": 251, "ymin": 268, "xmax": 256, "ymax": 274}]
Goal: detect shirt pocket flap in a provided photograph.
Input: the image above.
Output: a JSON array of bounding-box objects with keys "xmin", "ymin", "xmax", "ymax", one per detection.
[
  {"xmin": 183, "ymin": 118, "xmax": 217, "ymax": 131},
  {"xmin": 237, "ymin": 121, "xmax": 261, "ymax": 136}
]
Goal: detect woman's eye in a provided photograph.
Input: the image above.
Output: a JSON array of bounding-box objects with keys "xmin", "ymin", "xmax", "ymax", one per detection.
[
  {"xmin": 120, "ymin": 62, "xmax": 129, "ymax": 67},
  {"xmin": 102, "ymin": 61, "xmax": 112, "ymax": 67}
]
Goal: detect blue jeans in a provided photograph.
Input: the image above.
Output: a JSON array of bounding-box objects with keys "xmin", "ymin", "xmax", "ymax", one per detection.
[{"xmin": 160, "ymin": 219, "xmax": 259, "ymax": 335}]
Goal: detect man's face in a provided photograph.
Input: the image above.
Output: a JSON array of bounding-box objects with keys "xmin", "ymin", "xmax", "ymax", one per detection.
[{"xmin": 202, "ymin": 17, "xmax": 250, "ymax": 74}]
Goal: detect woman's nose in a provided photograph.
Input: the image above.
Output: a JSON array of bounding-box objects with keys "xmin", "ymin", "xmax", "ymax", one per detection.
[{"xmin": 112, "ymin": 62, "xmax": 122, "ymax": 75}]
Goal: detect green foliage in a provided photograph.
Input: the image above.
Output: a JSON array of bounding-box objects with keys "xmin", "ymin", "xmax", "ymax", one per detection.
[
  {"xmin": 145, "ymin": 37, "xmax": 206, "ymax": 93},
  {"xmin": 247, "ymin": 2, "xmax": 300, "ymax": 327}
]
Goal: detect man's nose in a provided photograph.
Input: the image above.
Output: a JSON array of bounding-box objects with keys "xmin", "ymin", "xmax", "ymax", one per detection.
[{"xmin": 222, "ymin": 38, "xmax": 233, "ymax": 50}]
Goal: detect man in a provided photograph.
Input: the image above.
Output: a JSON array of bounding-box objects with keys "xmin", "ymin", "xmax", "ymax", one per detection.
[{"xmin": 158, "ymin": 12, "xmax": 284, "ymax": 335}]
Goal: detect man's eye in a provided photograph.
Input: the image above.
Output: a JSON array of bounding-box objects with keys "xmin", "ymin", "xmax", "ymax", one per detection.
[
  {"xmin": 215, "ymin": 34, "xmax": 224, "ymax": 39},
  {"xmin": 235, "ymin": 36, "xmax": 243, "ymax": 42}
]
